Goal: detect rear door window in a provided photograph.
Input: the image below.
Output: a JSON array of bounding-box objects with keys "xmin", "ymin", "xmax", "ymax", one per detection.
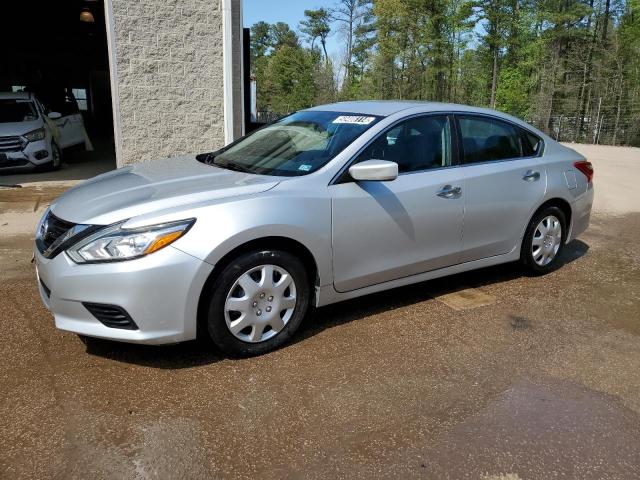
[{"xmin": 457, "ymin": 115, "xmax": 523, "ymax": 164}]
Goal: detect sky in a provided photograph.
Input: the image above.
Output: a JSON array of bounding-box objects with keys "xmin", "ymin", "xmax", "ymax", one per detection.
[{"xmin": 243, "ymin": 0, "xmax": 341, "ymax": 58}]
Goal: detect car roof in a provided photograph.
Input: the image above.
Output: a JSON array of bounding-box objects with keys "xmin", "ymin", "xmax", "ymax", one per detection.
[
  {"xmin": 0, "ymin": 91, "xmax": 34, "ymax": 101},
  {"xmin": 305, "ymin": 100, "xmax": 516, "ymax": 119},
  {"xmin": 304, "ymin": 100, "xmax": 549, "ymax": 139}
]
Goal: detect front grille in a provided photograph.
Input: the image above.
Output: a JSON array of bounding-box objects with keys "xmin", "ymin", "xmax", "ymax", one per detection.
[
  {"xmin": 83, "ymin": 303, "xmax": 139, "ymax": 330},
  {"xmin": 0, "ymin": 135, "xmax": 26, "ymax": 152},
  {"xmin": 36, "ymin": 211, "xmax": 102, "ymax": 260},
  {"xmin": 37, "ymin": 211, "xmax": 77, "ymax": 253}
]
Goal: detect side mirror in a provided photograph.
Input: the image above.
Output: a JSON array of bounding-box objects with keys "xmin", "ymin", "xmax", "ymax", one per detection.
[
  {"xmin": 48, "ymin": 112, "xmax": 62, "ymax": 120},
  {"xmin": 349, "ymin": 160, "xmax": 398, "ymax": 182}
]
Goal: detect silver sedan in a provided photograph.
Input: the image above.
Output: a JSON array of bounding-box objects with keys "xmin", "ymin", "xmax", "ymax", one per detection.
[{"xmin": 34, "ymin": 101, "xmax": 594, "ymax": 356}]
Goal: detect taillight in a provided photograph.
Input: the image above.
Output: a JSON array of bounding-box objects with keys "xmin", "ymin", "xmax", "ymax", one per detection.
[{"xmin": 574, "ymin": 160, "xmax": 593, "ymax": 183}]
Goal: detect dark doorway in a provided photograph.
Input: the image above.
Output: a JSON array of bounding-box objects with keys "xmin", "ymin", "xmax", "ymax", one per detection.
[{"xmin": 0, "ymin": 0, "xmax": 116, "ymax": 177}]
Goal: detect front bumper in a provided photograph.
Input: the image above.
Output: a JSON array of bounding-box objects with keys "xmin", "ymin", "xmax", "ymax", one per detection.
[
  {"xmin": 0, "ymin": 138, "xmax": 53, "ymax": 173},
  {"xmin": 34, "ymin": 245, "xmax": 213, "ymax": 344}
]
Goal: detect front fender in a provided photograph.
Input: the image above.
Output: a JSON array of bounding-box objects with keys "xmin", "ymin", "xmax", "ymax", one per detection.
[{"xmin": 169, "ymin": 193, "xmax": 333, "ymax": 288}]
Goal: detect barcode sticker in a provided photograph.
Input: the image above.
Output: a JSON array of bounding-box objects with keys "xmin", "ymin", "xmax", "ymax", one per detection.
[{"xmin": 332, "ymin": 115, "xmax": 376, "ymax": 125}]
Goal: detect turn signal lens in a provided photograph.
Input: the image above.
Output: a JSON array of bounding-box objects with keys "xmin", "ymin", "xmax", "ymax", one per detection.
[
  {"xmin": 144, "ymin": 230, "xmax": 184, "ymax": 255},
  {"xmin": 574, "ymin": 160, "xmax": 594, "ymax": 183}
]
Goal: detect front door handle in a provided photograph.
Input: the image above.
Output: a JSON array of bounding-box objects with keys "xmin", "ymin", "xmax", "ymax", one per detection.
[
  {"xmin": 436, "ymin": 185, "xmax": 462, "ymax": 199},
  {"xmin": 523, "ymin": 170, "xmax": 541, "ymax": 182}
]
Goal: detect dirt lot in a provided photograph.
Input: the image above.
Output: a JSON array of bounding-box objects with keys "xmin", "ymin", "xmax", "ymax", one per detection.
[{"xmin": 1, "ymin": 144, "xmax": 639, "ymax": 479}]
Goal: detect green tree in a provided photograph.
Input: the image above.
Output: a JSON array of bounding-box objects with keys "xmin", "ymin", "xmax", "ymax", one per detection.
[
  {"xmin": 249, "ymin": 0, "xmax": 640, "ymax": 146},
  {"xmin": 260, "ymin": 46, "xmax": 317, "ymax": 113},
  {"xmin": 332, "ymin": 0, "xmax": 373, "ymax": 81},
  {"xmin": 250, "ymin": 21, "xmax": 273, "ymax": 60},
  {"xmin": 300, "ymin": 8, "xmax": 332, "ymax": 61},
  {"xmin": 271, "ymin": 22, "xmax": 300, "ymax": 49}
]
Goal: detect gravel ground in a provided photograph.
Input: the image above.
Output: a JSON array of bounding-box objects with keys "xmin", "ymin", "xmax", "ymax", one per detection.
[{"xmin": 0, "ymin": 144, "xmax": 639, "ymax": 479}]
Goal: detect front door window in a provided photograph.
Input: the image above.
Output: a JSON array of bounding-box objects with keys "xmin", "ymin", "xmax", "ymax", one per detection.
[{"xmin": 354, "ymin": 115, "xmax": 452, "ymax": 173}]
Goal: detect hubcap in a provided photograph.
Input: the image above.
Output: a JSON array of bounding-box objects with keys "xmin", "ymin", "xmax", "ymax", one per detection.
[
  {"xmin": 224, "ymin": 264, "xmax": 297, "ymax": 343},
  {"xmin": 532, "ymin": 215, "xmax": 562, "ymax": 266}
]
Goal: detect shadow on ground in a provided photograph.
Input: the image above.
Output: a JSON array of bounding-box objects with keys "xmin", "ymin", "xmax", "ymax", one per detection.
[{"xmin": 83, "ymin": 239, "xmax": 589, "ymax": 368}]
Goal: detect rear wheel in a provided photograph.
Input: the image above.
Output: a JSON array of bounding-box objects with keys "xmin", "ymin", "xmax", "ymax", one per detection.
[
  {"xmin": 520, "ymin": 206, "xmax": 567, "ymax": 275},
  {"xmin": 205, "ymin": 249, "xmax": 310, "ymax": 356}
]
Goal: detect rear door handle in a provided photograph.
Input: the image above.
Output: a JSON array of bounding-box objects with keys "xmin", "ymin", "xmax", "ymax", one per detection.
[
  {"xmin": 436, "ymin": 185, "xmax": 462, "ymax": 199},
  {"xmin": 523, "ymin": 170, "xmax": 540, "ymax": 182}
]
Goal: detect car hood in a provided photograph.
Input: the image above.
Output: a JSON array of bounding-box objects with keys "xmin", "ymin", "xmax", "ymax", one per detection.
[
  {"xmin": 0, "ymin": 119, "xmax": 43, "ymax": 136},
  {"xmin": 50, "ymin": 155, "xmax": 280, "ymax": 225}
]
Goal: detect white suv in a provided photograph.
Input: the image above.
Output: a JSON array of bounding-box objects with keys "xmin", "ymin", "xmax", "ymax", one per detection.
[{"xmin": 0, "ymin": 91, "xmax": 84, "ymax": 173}]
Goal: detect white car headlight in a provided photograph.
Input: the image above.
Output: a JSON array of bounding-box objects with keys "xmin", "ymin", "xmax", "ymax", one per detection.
[
  {"xmin": 66, "ymin": 219, "xmax": 195, "ymax": 263},
  {"xmin": 24, "ymin": 128, "xmax": 46, "ymax": 142}
]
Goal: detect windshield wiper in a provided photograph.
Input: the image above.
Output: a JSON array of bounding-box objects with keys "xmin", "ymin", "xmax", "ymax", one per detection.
[
  {"xmin": 217, "ymin": 161, "xmax": 253, "ymax": 173},
  {"xmin": 196, "ymin": 152, "xmax": 253, "ymax": 173}
]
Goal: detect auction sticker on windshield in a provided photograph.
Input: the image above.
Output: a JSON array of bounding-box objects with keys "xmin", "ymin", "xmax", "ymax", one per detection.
[{"xmin": 332, "ymin": 115, "xmax": 376, "ymax": 125}]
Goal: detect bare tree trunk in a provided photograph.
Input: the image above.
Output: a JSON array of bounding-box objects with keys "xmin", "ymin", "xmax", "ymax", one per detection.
[
  {"xmin": 602, "ymin": 0, "xmax": 611, "ymax": 44},
  {"xmin": 346, "ymin": 15, "xmax": 353, "ymax": 80},
  {"xmin": 612, "ymin": 73, "xmax": 623, "ymax": 145},
  {"xmin": 592, "ymin": 96, "xmax": 602, "ymax": 143},
  {"xmin": 321, "ymin": 39, "xmax": 329, "ymax": 66},
  {"xmin": 542, "ymin": 41, "xmax": 562, "ymax": 132},
  {"xmin": 490, "ymin": 46, "xmax": 499, "ymax": 108},
  {"xmin": 434, "ymin": 16, "xmax": 446, "ymax": 102},
  {"xmin": 333, "ymin": 0, "xmax": 358, "ymax": 82},
  {"xmin": 576, "ymin": 44, "xmax": 597, "ymax": 139}
]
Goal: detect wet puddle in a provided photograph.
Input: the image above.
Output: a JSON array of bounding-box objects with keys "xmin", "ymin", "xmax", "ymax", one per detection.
[{"xmin": 420, "ymin": 380, "xmax": 640, "ymax": 478}]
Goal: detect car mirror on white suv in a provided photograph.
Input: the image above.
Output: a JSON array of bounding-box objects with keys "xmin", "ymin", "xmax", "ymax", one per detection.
[
  {"xmin": 47, "ymin": 112, "xmax": 62, "ymax": 119},
  {"xmin": 349, "ymin": 160, "xmax": 399, "ymax": 182}
]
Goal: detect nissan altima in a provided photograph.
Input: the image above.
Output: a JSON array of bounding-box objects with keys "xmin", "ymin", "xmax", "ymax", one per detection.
[{"xmin": 34, "ymin": 101, "xmax": 594, "ymax": 356}]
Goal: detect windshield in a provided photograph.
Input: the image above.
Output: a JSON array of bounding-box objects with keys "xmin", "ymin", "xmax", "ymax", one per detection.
[
  {"xmin": 208, "ymin": 111, "xmax": 382, "ymax": 176},
  {"xmin": 0, "ymin": 99, "xmax": 38, "ymax": 123}
]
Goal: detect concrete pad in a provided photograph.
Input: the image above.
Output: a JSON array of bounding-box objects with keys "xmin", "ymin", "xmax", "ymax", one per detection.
[
  {"xmin": 434, "ymin": 287, "xmax": 496, "ymax": 310},
  {"xmin": 0, "ymin": 185, "xmax": 68, "ymax": 237}
]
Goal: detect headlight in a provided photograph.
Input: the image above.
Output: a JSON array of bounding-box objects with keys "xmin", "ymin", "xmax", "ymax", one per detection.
[
  {"xmin": 24, "ymin": 128, "xmax": 46, "ymax": 142},
  {"xmin": 66, "ymin": 219, "xmax": 195, "ymax": 263}
]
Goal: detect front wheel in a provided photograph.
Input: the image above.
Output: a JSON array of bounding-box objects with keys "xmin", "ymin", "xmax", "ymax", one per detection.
[
  {"xmin": 40, "ymin": 143, "xmax": 62, "ymax": 171},
  {"xmin": 205, "ymin": 250, "xmax": 311, "ymax": 356},
  {"xmin": 520, "ymin": 206, "xmax": 567, "ymax": 275}
]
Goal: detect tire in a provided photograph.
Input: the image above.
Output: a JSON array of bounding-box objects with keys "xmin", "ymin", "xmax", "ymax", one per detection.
[
  {"xmin": 40, "ymin": 143, "xmax": 62, "ymax": 172},
  {"xmin": 205, "ymin": 249, "xmax": 311, "ymax": 356},
  {"xmin": 520, "ymin": 205, "xmax": 567, "ymax": 275}
]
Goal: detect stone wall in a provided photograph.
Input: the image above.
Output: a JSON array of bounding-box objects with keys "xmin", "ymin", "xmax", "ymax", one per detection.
[{"xmin": 108, "ymin": 0, "xmax": 241, "ymax": 166}]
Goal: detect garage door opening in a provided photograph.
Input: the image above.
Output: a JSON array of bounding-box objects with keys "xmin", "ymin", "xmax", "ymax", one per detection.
[{"xmin": 0, "ymin": 0, "xmax": 116, "ymax": 182}]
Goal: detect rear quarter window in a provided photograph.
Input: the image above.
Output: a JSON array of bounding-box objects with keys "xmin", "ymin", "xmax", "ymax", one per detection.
[{"xmin": 521, "ymin": 129, "xmax": 542, "ymax": 157}]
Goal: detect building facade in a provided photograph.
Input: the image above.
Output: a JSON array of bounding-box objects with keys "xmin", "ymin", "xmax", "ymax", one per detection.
[{"xmin": 105, "ymin": 0, "xmax": 243, "ymax": 167}]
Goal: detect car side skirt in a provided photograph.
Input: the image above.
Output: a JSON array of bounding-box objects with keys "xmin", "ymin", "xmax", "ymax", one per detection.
[{"xmin": 316, "ymin": 248, "xmax": 521, "ymax": 307}]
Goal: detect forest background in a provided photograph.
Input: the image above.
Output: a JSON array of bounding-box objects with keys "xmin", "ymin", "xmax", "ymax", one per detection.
[{"xmin": 249, "ymin": 0, "xmax": 640, "ymax": 145}]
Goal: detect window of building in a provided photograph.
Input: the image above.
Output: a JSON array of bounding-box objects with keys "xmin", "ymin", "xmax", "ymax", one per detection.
[{"xmin": 72, "ymin": 88, "xmax": 88, "ymax": 111}]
